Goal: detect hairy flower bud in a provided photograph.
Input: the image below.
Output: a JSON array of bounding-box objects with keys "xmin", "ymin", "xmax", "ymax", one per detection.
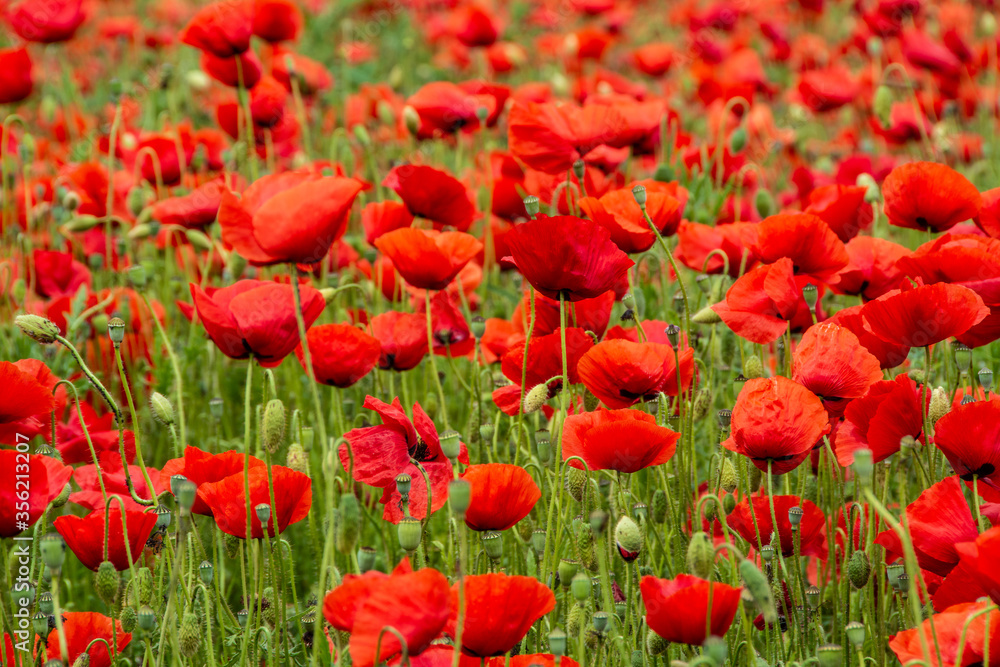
[
  {"xmin": 928, "ymin": 387, "xmax": 950, "ymax": 424},
  {"xmin": 15, "ymin": 314, "xmax": 60, "ymax": 344},
  {"xmin": 686, "ymin": 532, "xmax": 714, "ymax": 578},
  {"xmin": 95, "ymin": 561, "xmax": 120, "ymax": 605},
  {"xmin": 650, "ymin": 489, "xmax": 668, "ymax": 524},
  {"xmin": 336, "ymin": 493, "xmax": 360, "ymax": 555},
  {"xmin": 692, "ymin": 304, "xmax": 723, "ymax": 324},
  {"xmin": 178, "ymin": 612, "xmax": 201, "ymax": 658},
  {"xmin": 740, "ymin": 560, "xmax": 777, "ymax": 624},
  {"xmin": 150, "ymin": 392, "xmax": 175, "ymax": 426},
  {"xmin": 523, "ymin": 383, "xmax": 549, "ymax": 415},
  {"xmin": 262, "ymin": 399, "xmax": 286, "ymax": 454},
  {"xmin": 743, "ymin": 355, "xmax": 764, "ymax": 379},
  {"xmin": 848, "ymin": 550, "xmax": 871, "ymax": 589},
  {"xmin": 614, "ymin": 516, "xmax": 643, "ymax": 562}
]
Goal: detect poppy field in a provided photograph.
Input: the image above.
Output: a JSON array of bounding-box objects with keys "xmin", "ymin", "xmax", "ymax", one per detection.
[{"xmin": 4, "ymin": 0, "xmax": 1000, "ymax": 666}]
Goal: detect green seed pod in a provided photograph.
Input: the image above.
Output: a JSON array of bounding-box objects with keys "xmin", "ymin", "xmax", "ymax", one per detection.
[
  {"xmin": 650, "ymin": 489, "xmax": 668, "ymax": 524},
  {"xmin": 817, "ymin": 644, "xmax": 843, "ymax": 667},
  {"xmin": 179, "ymin": 612, "xmax": 201, "ymax": 658},
  {"xmin": 336, "ymin": 493, "xmax": 361, "ymax": 555},
  {"xmin": 646, "ymin": 629, "xmax": 669, "ymax": 656},
  {"xmin": 744, "ymin": 356, "xmax": 764, "ymax": 379},
  {"xmin": 286, "ymin": 443, "xmax": 309, "ymax": 475},
  {"xmin": 478, "ymin": 422, "xmax": 494, "ymax": 443},
  {"xmin": 39, "ymin": 534, "xmax": 66, "ymax": 572},
  {"xmin": 844, "ymin": 621, "xmax": 866, "ymax": 648},
  {"xmin": 398, "ymin": 517, "xmax": 422, "ymax": 552},
  {"xmin": 517, "ymin": 516, "xmax": 534, "ymax": 543},
  {"xmin": 571, "ymin": 573, "xmax": 592, "ymax": 601},
  {"xmin": 558, "ymin": 559, "xmax": 579, "ymax": 585},
  {"xmin": 686, "ymin": 532, "xmax": 714, "ymax": 579},
  {"xmin": 149, "ymin": 392, "xmax": 175, "ymax": 426},
  {"xmin": 450, "ymin": 479, "xmax": 471, "ymax": 517},
  {"xmin": 15, "ymin": 314, "xmax": 61, "ymax": 345},
  {"xmin": 137, "ymin": 605, "xmax": 157, "ymax": 632},
  {"xmin": 740, "ymin": 560, "xmax": 777, "ymax": 624},
  {"xmin": 119, "ymin": 606, "xmax": 137, "ymax": 633},
  {"xmin": 848, "ymin": 550, "xmax": 871, "ymax": 589},
  {"xmin": 262, "ymin": 398, "xmax": 286, "ymax": 454},
  {"xmin": 483, "ymin": 531, "xmax": 503, "ymax": 561},
  {"xmin": 95, "ymin": 561, "xmax": 120, "ymax": 605},
  {"xmin": 615, "ymin": 516, "xmax": 643, "ymax": 562},
  {"xmin": 719, "ymin": 458, "xmax": 738, "ymax": 493}
]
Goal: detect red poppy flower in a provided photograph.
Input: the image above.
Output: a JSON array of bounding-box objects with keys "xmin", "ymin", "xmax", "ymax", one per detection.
[
  {"xmin": 362, "ymin": 201, "xmax": 414, "ymax": 246},
  {"xmin": 271, "ymin": 47, "xmax": 332, "ymax": 94},
  {"xmin": 404, "ymin": 83, "xmax": 495, "ymax": 138},
  {"xmin": 254, "ymin": 0, "xmax": 302, "ymax": 43},
  {"xmin": 507, "ymin": 101, "xmax": 627, "ymax": 174},
  {"xmin": 54, "ymin": 507, "xmax": 158, "ymax": 571},
  {"xmin": 0, "ymin": 451, "xmax": 71, "ymax": 538},
  {"xmin": 69, "ymin": 452, "xmax": 165, "ymax": 513},
  {"xmin": 367, "ymin": 311, "xmax": 428, "ymax": 371},
  {"xmin": 8, "ymin": 0, "xmax": 85, "ymax": 43},
  {"xmin": 180, "ymin": 0, "xmax": 254, "ymax": 57},
  {"xmin": 324, "ymin": 561, "xmax": 405, "ymax": 632},
  {"xmin": 0, "ymin": 360, "xmax": 56, "ymax": 443},
  {"xmin": 295, "ymin": 324, "xmax": 380, "ymax": 388},
  {"xmin": 578, "ymin": 187, "xmax": 683, "ymax": 254},
  {"xmin": 722, "ymin": 376, "xmax": 830, "ymax": 474},
  {"xmin": 383, "ymin": 165, "xmax": 477, "ymax": 232},
  {"xmin": 882, "ymin": 162, "xmax": 982, "ymax": 232},
  {"xmin": 161, "ymin": 446, "xmax": 266, "ymax": 516},
  {"xmin": 825, "ymin": 305, "xmax": 910, "ymax": 369},
  {"xmin": 202, "ymin": 49, "xmax": 262, "ymax": 88},
  {"xmin": 728, "ymin": 495, "xmax": 828, "ymax": 559},
  {"xmin": 890, "ymin": 600, "xmax": 1000, "ymax": 667},
  {"xmin": 0, "ymin": 47, "xmax": 32, "ymax": 104},
  {"xmin": 955, "ymin": 527, "xmax": 1000, "ymax": 606},
  {"xmin": 44, "ymin": 612, "xmax": 131, "ymax": 667},
  {"xmin": 632, "ymin": 43, "xmax": 675, "ymax": 76},
  {"xmin": 562, "ymin": 408, "xmax": 679, "ymax": 473},
  {"xmin": 492, "ymin": 327, "xmax": 595, "ymax": 415},
  {"xmin": 833, "ymin": 236, "xmax": 910, "ymax": 301},
  {"xmin": 577, "ymin": 339, "xmax": 695, "ymax": 409},
  {"xmin": 135, "ymin": 135, "xmax": 186, "ymax": 186},
  {"xmin": 975, "ymin": 188, "xmax": 1000, "ymax": 239},
  {"xmin": 675, "ymin": 221, "xmax": 757, "ymax": 278},
  {"xmin": 797, "ymin": 67, "xmax": 860, "ymax": 114},
  {"xmin": 934, "ymin": 400, "xmax": 1000, "ymax": 491},
  {"xmin": 804, "ymin": 184, "xmax": 873, "ymax": 243},
  {"xmin": 421, "ymin": 291, "xmax": 476, "ymax": 358},
  {"xmin": 451, "ymin": 3, "xmax": 500, "ymax": 47},
  {"xmin": 470, "ymin": 656, "xmax": 580, "ymax": 667},
  {"xmin": 640, "ymin": 575, "xmax": 742, "ymax": 645},
  {"xmin": 189, "ymin": 279, "xmax": 325, "ymax": 367},
  {"xmin": 792, "ymin": 323, "xmax": 883, "ymax": 418},
  {"xmin": 349, "ymin": 566, "xmax": 451, "ymax": 667},
  {"xmin": 511, "ymin": 289, "xmax": 614, "ymax": 339},
  {"xmin": 461, "ymin": 464, "xmax": 540, "ymax": 532},
  {"xmin": 341, "ymin": 397, "xmax": 467, "ymax": 522},
  {"xmin": 861, "ymin": 283, "xmax": 989, "ymax": 348},
  {"xmin": 712, "ymin": 258, "xmax": 802, "ymax": 344},
  {"xmin": 248, "ymin": 75, "xmax": 288, "ymax": 127},
  {"xmin": 447, "ymin": 574, "xmax": 555, "ymax": 657},
  {"xmin": 834, "ymin": 373, "xmax": 927, "ymax": 466},
  {"xmin": 149, "ymin": 176, "xmax": 235, "ymax": 230},
  {"xmin": 875, "ymin": 477, "xmax": 978, "ymax": 577},
  {"xmin": 199, "ymin": 464, "xmax": 311, "ymax": 539},
  {"xmin": 46, "ymin": 399, "xmax": 137, "ymax": 465},
  {"xmin": 375, "ymin": 228, "xmax": 482, "ymax": 291},
  {"xmin": 504, "ymin": 216, "xmax": 633, "ymax": 302},
  {"xmin": 219, "ymin": 173, "xmax": 365, "ymax": 265},
  {"xmin": 749, "ymin": 213, "xmax": 848, "ymax": 283}
]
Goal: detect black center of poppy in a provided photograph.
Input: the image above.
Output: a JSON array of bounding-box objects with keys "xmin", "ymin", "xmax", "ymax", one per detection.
[
  {"xmin": 959, "ymin": 463, "xmax": 996, "ymax": 481},
  {"xmin": 916, "ymin": 216, "xmax": 929, "ymax": 228},
  {"xmin": 409, "ymin": 438, "xmax": 434, "ymax": 462}
]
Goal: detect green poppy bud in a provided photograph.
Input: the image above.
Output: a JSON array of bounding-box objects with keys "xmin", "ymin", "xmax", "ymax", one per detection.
[
  {"xmin": 615, "ymin": 516, "xmax": 643, "ymax": 562},
  {"xmin": 149, "ymin": 392, "xmax": 175, "ymax": 426},
  {"xmin": 179, "ymin": 612, "xmax": 201, "ymax": 658},
  {"xmin": 646, "ymin": 630, "xmax": 669, "ymax": 656},
  {"xmin": 692, "ymin": 305, "xmax": 723, "ymax": 324},
  {"xmin": 95, "ymin": 561, "xmax": 120, "ymax": 605},
  {"xmin": 15, "ymin": 314, "xmax": 62, "ymax": 345},
  {"xmin": 39, "ymin": 534, "xmax": 66, "ymax": 572},
  {"xmin": 703, "ymin": 636, "xmax": 728, "ymax": 665},
  {"xmin": 358, "ymin": 546, "xmax": 377, "ymax": 573},
  {"xmin": 590, "ymin": 509, "xmax": 608, "ymax": 534},
  {"xmin": 686, "ymin": 532, "xmax": 714, "ymax": 578},
  {"xmin": 262, "ymin": 398, "xmax": 286, "ymax": 454},
  {"xmin": 873, "ymin": 85, "xmax": 893, "ymax": 129},
  {"xmin": 743, "ymin": 355, "xmax": 763, "ymax": 379},
  {"xmin": 928, "ymin": 387, "xmax": 950, "ymax": 424},
  {"xmin": 522, "ymin": 383, "xmax": 549, "ymax": 415},
  {"xmin": 286, "ymin": 443, "xmax": 309, "ymax": 475},
  {"xmin": 754, "ymin": 189, "xmax": 775, "ymax": 219},
  {"xmin": 740, "ymin": 560, "xmax": 777, "ymax": 624},
  {"xmin": 729, "ymin": 126, "xmax": 747, "ymax": 153},
  {"xmin": 120, "ymin": 606, "xmax": 137, "ymax": 633}
]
